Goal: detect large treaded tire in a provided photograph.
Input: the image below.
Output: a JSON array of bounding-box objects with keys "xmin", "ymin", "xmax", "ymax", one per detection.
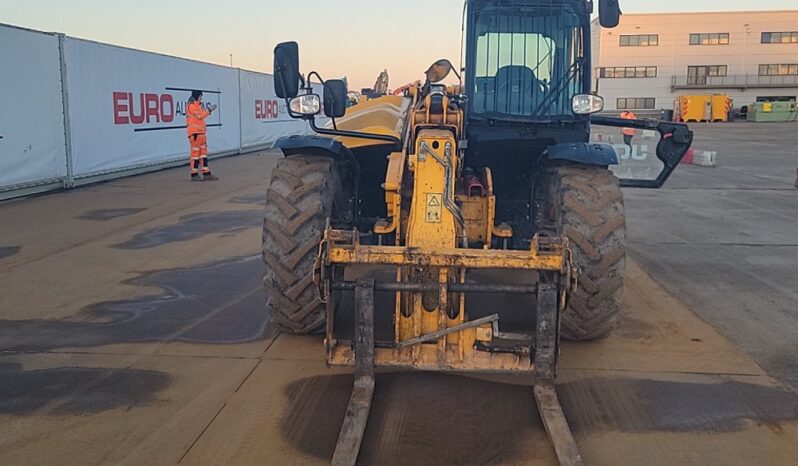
[
  {"xmin": 262, "ymin": 155, "xmax": 343, "ymax": 334},
  {"xmin": 546, "ymin": 166, "xmax": 627, "ymax": 341}
]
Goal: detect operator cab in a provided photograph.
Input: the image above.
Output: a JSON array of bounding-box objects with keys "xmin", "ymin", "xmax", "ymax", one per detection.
[
  {"xmin": 465, "ymin": 0, "xmax": 606, "ymax": 129},
  {"xmin": 468, "ymin": 2, "xmax": 586, "ymax": 119}
]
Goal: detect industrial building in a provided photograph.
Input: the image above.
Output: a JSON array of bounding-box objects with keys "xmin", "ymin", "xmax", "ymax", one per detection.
[{"xmin": 592, "ymin": 10, "xmax": 798, "ymax": 114}]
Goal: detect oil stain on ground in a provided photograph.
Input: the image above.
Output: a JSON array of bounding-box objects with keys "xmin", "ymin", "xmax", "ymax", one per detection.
[
  {"xmin": 560, "ymin": 377, "xmax": 798, "ymax": 433},
  {"xmin": 0, "ymin": 255, "xmax": 271, "ymax": 352},
  {"xmin": 114, "ymin": 210, "xmax": 262, "ymax": 249},
  {"xmin": 77, "ymin": 207, "xmax": 147, "ymax": 221},
  {"xmin": 281, "ymin": 372, "xmax": 547, "ymax": 465},
  {"xmin": 0, "ymin": 246, "xmax": 21, "ymax": 260},
  {"xmin": 0, "ymin": 362, "xmax": 170, "ymax": 415},
  {"xmin": 229, "ymin": 193, "xmax": 267, "ymax": 205}
]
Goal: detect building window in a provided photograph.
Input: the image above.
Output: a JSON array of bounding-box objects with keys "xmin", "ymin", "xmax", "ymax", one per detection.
[
  {"xmin": 619, "ymin": 34, "xmax": 659, "ymax": 47},
  {"xmin": 617, "ymin": 97, "xmax": 656, "ymax": 110},
  {"xmin": 687, "ymin": 65, "xmax": 728, "ymax": 84},
  {"xmin": 761, "ymin": 32, "xmax": 798, "ymax": 44},
  {"xmin": 759, "ymin": 64, "xmax": 798, "ymax": 76},
  {"xmin": 689, "ymin": 33, "xmax": 730, "ymax": 45},
  {"xmin": 599, "ymin": 66, "xmax": 657, "ymax": 78}
]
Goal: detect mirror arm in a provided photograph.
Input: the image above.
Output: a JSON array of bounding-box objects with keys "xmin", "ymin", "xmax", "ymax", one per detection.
[
  {"xmin": 308, "ymin": 118, "xmax": 401, "ymax": 151},
  {"xmin": 306, "ymin": 70, "xmax": 339, "ymax": 131}
]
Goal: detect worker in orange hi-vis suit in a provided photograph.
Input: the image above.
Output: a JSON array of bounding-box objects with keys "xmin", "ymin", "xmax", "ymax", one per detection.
[
  {"xmin": 620, "ymin": 110, "xmax": 637, "ymax": 147},
  {"xmin": 186, "ymin": 90, "xmax": 218, "ymax": 181}
]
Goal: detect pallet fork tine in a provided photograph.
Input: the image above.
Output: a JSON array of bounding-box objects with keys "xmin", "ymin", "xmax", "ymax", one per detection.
[
  {"xmin": 534, "ymin": 383, "xmax": 582, "ymax": 466},
  {"xmin": 534, "ymin": 279, "xmax": 583, "ymax": 466},
  {"xmin": 331, "ymin": 280, "xmax": 375, "ymax": 466},
  {"xmin": 331, "ymin": 277, "xmax": 582, "ymax": 466}
]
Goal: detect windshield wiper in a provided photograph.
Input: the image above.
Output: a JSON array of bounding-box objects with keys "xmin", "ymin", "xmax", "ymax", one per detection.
[{"xmin": 531, "ymin": 59, "xmax": 582, "ymax": 118}]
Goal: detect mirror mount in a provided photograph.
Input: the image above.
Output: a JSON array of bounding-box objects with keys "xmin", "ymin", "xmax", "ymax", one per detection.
[
  {"xmin": 323, "ymin": 79, "xmax": 348, "ymax": 119},
  {"xmin": 425, "ymin": 58, "xmax": 462, "ymax": 85},
  {"xmin": 598, "ymin": 0, "xmax": 622, "ymax": 28},
  {"xmin": 305, "ymin": 74, "xmax": 401, "ymax": 149},
  {"xmin": 274, "ymin": 42, "xmax": 302, "ymax": 99},
  {"xmin": 273, "ymin": 41, "xmax": 402, "ymax": 150},
  {"xmin": 425, "ymin": 59, "xmax": 453, "ymax": 84}
]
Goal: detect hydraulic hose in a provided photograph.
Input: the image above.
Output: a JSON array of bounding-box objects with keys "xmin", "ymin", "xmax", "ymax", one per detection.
[{"xmin": 419, "ymin": 140, "xmax": 468, "ymax": 247}]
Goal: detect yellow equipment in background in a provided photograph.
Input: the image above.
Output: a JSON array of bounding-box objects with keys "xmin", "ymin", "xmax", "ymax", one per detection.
[
  {"xmin": 678, "ymin": 94, "xmax": 732, "ymax": 122},
  {"xmin": 711, "ymin": 95, "xmax": 733, "ymax": 122}
]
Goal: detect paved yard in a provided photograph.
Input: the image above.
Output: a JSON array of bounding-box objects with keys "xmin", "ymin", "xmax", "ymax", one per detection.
[{"xmin": 1, "ymin": 122, "xmax": 797, "ymax": 465}]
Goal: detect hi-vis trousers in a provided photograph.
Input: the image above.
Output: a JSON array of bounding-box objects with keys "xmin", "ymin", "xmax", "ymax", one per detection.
[{"xmin": 189, "ymin": 133, "xmax": 210, "ymax": 176}]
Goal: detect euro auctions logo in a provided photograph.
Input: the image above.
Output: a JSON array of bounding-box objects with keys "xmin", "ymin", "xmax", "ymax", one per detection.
[
  {"xmin": 113, "ymin": 87, "xmax": 222, "ymax": 132},
  {"xmin": 254, "ymin": 98, "xmax": 324, "ymax": 122},
  {"xmin": 254, "ymin": 99, "xmax": 285, "ymax": 121}
]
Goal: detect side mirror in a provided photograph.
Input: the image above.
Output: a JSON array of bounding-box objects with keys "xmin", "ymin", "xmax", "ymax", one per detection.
[
  {"xmin": 274, "ymin": 42, "xmax": 300, "ymax": 99},
  {"xmin": 598, "ymin": 0, "xmax": 621, "ymax": 28},
  {"xmin": 323, "ymin": 79, "xmax": 348, "ymax": 118},
  {"xmin": 425, "ymin": 59, "xmax": 454, "ymax": 83}
]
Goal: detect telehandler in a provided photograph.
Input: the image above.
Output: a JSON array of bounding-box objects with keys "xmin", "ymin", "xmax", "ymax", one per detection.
[{"xmin": 263, "ymin": 1, "xmax": 693, "ymax": 464}]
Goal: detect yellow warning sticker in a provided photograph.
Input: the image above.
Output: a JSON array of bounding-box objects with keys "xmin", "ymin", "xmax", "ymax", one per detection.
[{"xmin": 426, "ymin": 193, "xmax": 442, "ymax": 223}]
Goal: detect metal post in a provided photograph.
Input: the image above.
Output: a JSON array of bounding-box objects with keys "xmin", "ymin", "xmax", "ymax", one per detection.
[
  {"xmin": 57, "ymin": 34, "xmax": 75, "ymax": 188},
  {"xmin": 331, "ymin": 279, "xmax": 375, "ymax": 466},
  {"xmin": 237, "ymin": 68, "xmax": 244, "ymax": 154}
]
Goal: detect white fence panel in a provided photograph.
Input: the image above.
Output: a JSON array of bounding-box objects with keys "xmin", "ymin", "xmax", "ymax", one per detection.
[
  {"xmin": 63, "ymin": 38, "xmax": 241, "ymax": 178},
  {"xmin": 0, "ymin": 25, "xmax": 67, "ymax": 192},
  {"xmin": 238, "ymin": 70, "xmax": 313, "ymax": 150}
]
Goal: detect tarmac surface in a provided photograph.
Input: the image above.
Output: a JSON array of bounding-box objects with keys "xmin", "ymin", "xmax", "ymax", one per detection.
[
  {"xmin": 625, "ymin": 122, "xmax": 798, "ymax": 393},
  {"xmin": 1, "ymin": 123, "xmax": 797, "ymax": 465}
]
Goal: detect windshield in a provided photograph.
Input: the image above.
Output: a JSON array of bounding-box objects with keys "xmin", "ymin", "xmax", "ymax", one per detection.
[{"xmin": 470, "ymin": 6, "xmax": 584, "ymax": 119}]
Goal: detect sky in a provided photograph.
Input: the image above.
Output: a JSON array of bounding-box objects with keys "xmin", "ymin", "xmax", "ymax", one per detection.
[{"xmin": 1, "ymin": 0, "xmax": 795, "ymax": 88}]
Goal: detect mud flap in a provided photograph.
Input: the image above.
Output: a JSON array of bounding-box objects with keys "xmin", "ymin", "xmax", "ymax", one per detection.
[{"xmin": 590, "ymin": 116, "xmax": 694, "ymax": 188}]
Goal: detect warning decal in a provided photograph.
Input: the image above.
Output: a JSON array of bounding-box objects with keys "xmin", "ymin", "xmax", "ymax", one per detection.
[{"xmin": 426, "ymin": 193, "xmax": 442, "ymax": 223}]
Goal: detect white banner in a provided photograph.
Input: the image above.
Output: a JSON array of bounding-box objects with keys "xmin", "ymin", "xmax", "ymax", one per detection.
[
  {"xmin": 63, "ymin": 38, "xmax": 241, "ymax": 178},
  {"xmin": 238, "ymin": 70, "xmax": 313, "ymax": 149},
  {"xmin": 0, "ymin": 25, "xmax": 67, "ymax": 190}
]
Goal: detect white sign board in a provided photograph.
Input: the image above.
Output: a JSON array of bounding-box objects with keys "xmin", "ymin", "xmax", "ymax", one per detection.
[
  {"xmin": 0, "ymin": 25, "xmax": 67, "ymax": 189},
  {"xmin": 238, "ymin": 70, "xmax": 313, "ymax": 149},
  {"xmin": 63, "ymin": 38, "xmax": 241, "ymax": 177}
]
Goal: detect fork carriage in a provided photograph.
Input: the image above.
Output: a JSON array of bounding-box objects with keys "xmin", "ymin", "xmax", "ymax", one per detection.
[
  {"xmin": 319, "ymin": 228, "xmax": 575, "ymax": 373},
  {"xmin": 317, "ymin": 228, "xmax": 583, "ymax": 466}
]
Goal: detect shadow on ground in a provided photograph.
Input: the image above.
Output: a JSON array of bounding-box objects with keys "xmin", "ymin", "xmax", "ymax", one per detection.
[
  {"xmin": 114, "ymin": 210, "xmax": 262, "ymax": 249},
  {"xmin": 0, "ymin": 362, "xmax": 170, "ymax": 415},
  {"xmin": 281, "ymin": 372, "xmax": 798, "ymax": 464},
  {"xmin": 560, "ymin": 377, "xmax": 798, "ymax": 433},
  {"xmin": 0, "ymin": 246, "xmax": 21, "ymax": 260},
  {"xmin": 77, "ymin": 208, "xmax": 148, "ymax": 221},
  {"xmin": 0, "ymin": 256, "xmax": 270, "ymax": 352},
  {"xmin": 281, "ymin": 372, "xmax": 543, "ymax": 465},
  {"xmin": 229, "ymin": 193, "xmax": 267, "ymax": 205}
]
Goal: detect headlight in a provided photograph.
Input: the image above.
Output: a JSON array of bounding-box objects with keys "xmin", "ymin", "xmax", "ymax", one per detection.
[
  {"xmin": 572, "ymin": 94, "xmax": 604, "ymax": 115},
  {"xmin": 289, "ymin": 94, "xmax": 321, "ymax": 116}
]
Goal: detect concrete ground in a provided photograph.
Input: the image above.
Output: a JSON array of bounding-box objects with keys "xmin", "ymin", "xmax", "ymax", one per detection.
[
  {"xmin": 625, "ymin": 121, "xmax": 798, "ymax": 393},
  {"xmin": 0, "ymin": 123, "xmax": 797, "ymax": 465}
]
